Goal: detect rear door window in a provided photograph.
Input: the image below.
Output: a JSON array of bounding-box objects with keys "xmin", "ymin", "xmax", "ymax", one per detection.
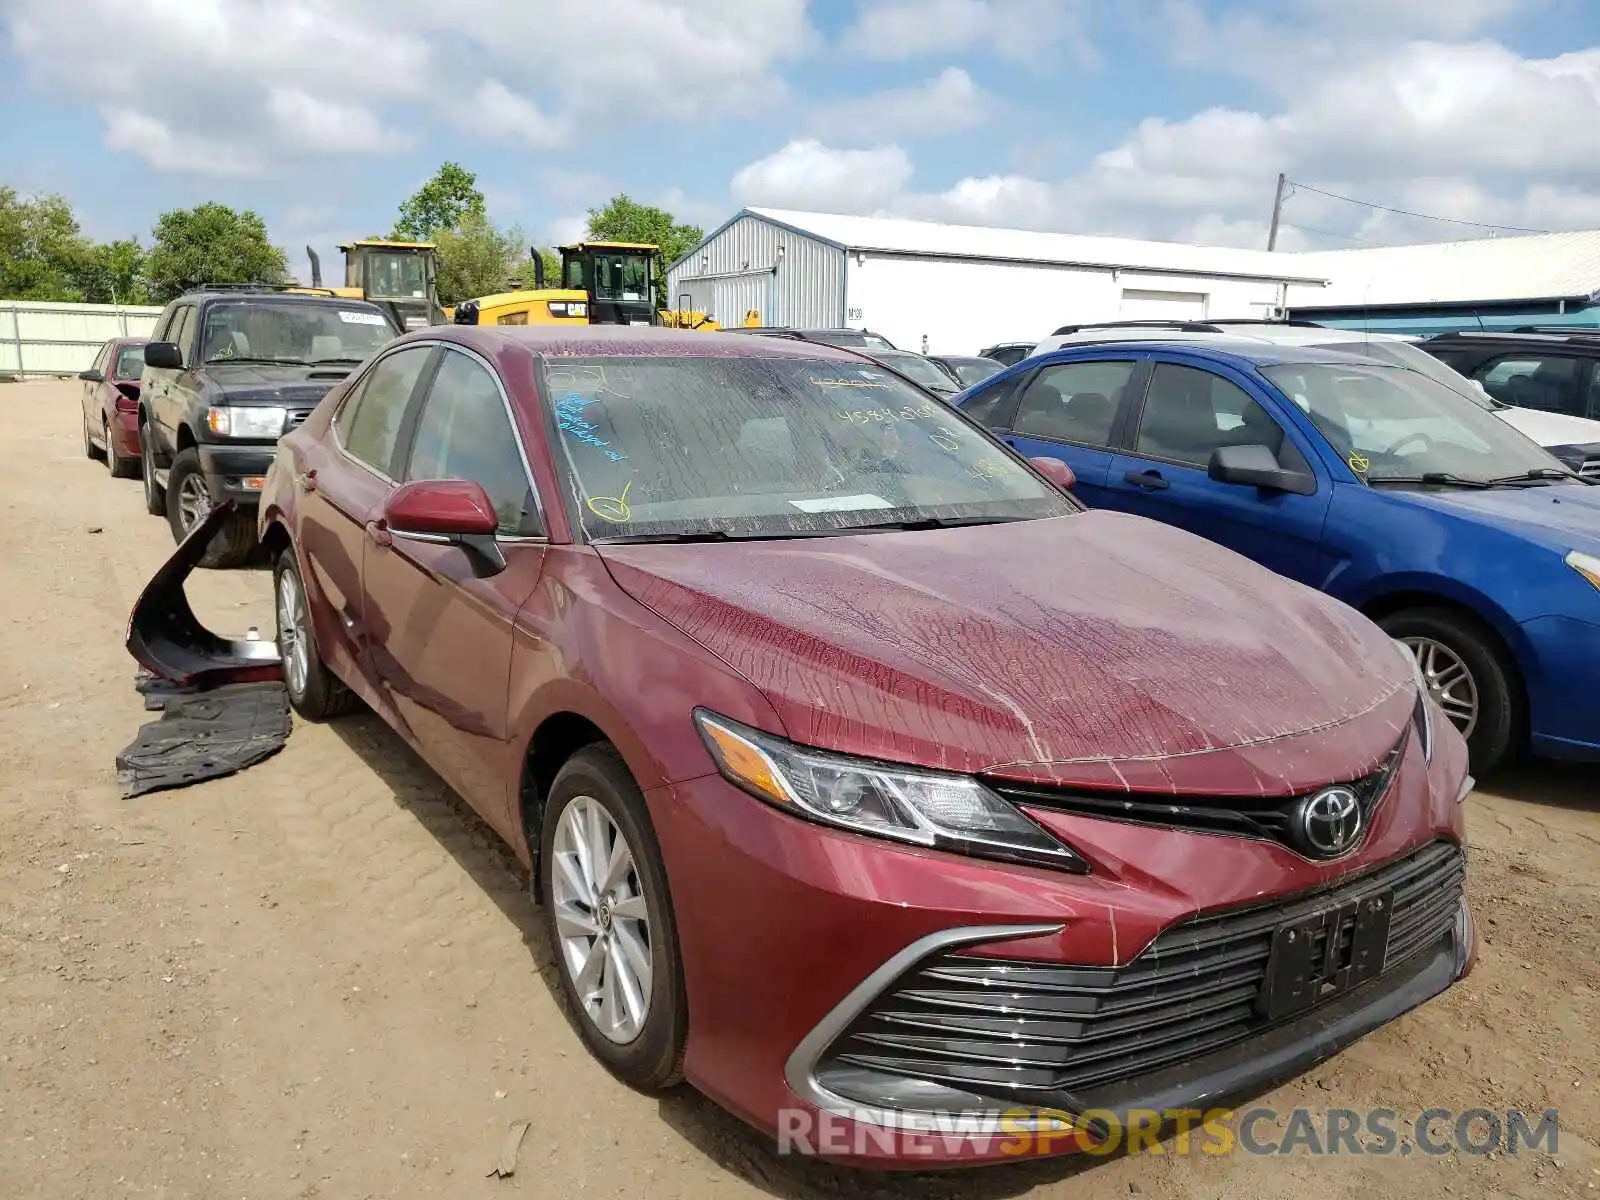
[{"xmin": 1013, "ymin": 360, "xmax": 1137, "ymax": 448}]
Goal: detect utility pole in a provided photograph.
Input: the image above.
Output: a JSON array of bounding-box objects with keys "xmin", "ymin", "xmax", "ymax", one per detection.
[{"xmin": 1266, "ymin": 172, "xmax": 1287, "ymax": 251}]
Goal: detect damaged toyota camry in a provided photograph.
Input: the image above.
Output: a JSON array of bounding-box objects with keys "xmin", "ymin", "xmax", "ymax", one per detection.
[{"xmin": 245, "ymin": 326, "xmax": 1474, "ymax": 1166}]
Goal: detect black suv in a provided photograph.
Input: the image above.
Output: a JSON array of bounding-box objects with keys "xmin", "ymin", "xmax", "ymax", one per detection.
[
  {"xmin": 138, "ymin": 286, "xmax": 400, "ymax": 565},
  {"xmin": 1422, "ymin": 329, "xmax": 1600, "ymax": 473}
]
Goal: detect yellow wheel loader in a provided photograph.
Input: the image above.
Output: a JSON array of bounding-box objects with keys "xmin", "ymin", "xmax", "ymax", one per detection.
[
  {"xmin": 451, "ymin": 242, "xmax": 761, "ymax": 331},
  {"xmin": 300, "ymin": 241, "xmax": 445, "ymax": 330}
]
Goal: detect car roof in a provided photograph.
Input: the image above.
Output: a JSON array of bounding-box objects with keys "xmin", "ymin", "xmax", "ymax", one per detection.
[
  {"xmin": 1426, "ymin": 328, "xmax": 1600, "ymax": 347},
  {"xmin": 1038, "ymin": 337, "xmax": 1393, "ymax": 369},
  {"xmin": 435, "ymin": 324, "xmax": 874, "ymax": 361}
]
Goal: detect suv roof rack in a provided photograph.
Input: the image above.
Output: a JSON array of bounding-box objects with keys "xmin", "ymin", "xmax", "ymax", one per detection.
[
  {"xmin": 1047, "ymin": 318, "xmax": 1322, "ymax": 336},
  {"xmin": 181, "ymin": 282, "xmax": 340, "ymax": 297},
  {"xmin": 1429, "ymin": 327, "xmax": 1600, "ymax": 342}
]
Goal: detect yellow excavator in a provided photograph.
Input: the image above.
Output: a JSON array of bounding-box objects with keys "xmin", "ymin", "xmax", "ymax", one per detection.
[
  {"xmin": 301, "ymin": 241, "xmax": 446, "ymax": 330},
  {"xmin": 452, "ymin": 242, "xmax": 758, "ymax": 330}
]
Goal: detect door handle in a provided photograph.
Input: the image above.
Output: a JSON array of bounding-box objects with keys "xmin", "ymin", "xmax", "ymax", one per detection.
[
  {"xmin": 296, "ymin": 468, "xmax": 317, "ymax": 494},
  {"xmin": 364, "ymin": 519, "xmax": 393, "ymax": 549},
  {"xmin": 1123, "ymin": 469, "xmax": 1170, "ymax": 491}
]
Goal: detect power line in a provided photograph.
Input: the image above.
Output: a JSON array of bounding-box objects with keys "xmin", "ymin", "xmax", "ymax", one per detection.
[
  {"xmin": 1283, "ymin": 178, "xmax": 1550, "ymax": 236},
  {"xmin": 1282, "ymin": 221, "xmax": 1375, "ymax": 245}
]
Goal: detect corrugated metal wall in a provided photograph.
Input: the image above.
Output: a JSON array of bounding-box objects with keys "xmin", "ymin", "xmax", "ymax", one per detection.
[
  {"xmin": 0, "ymin": 301, "xmax": 164, "ymax": 378},
  {"xmin": 666, "ymin": 214, "xmax": 845, "ymax": 328}
]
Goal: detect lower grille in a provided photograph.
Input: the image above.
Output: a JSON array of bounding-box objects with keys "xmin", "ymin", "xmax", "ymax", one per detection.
[{"xmin": 815, "ymin": 840, "xmax": 1465, "ymax": 1101}]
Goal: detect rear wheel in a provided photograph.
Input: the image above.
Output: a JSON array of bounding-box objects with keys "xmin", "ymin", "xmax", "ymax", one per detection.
[
  {"xmin": 165, "ymin": 447, "xmax": 256, "ymax": 567},
  {"xmin": 1379, "ymin": 607, "xmax": 1521, "ymax": 775},
  {"xmin": 83, "ymin": 409, "xmax": 104, "ymax": 461},
  {"xmin": 273, "ymin": 548, "xmax": 360, "ymax": 719},
  {"xmin": 106, "ymin": 417, "xmax": 138, "ymax": 478},
  {"xmin": 539, "ymin": 745, "xmax": 686, "ymax": 1089},
  {"xmin": 140, "ymin": 417, "xmax": 165, "ymax": 515}
]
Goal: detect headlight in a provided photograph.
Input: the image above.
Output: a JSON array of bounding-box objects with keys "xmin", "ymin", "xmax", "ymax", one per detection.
[
  {"xmin": 1567, "ymin": 550, "xmax": 1600, "ymax": 591},
  {"xmin": 547, "ymin": 301, "xmax": 588, "ymax": 318},
  {"xmin": 205, "ymin": 405, "xmax": 287, "ymax": 438},
  {"xmin": 693, "ymin": 710, "xmax": 1087, "ymax": 873},
  {"xmin": 1394, "ymin": 638, "xmax": 1435, "ymax": 763}
]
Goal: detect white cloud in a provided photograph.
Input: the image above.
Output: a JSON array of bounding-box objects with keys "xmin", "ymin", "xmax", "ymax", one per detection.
[
  {"xmin": 730, "ymin": 140, "xmax": 914, "ymax": 213},
  {"xmin": 102, "ymin": 109, "xmax": 265, "ymax": 177},
  {"xmin": 469, "ymin": 80, "xmax": 569, "ymax": 150},
  {"xmin": 266, "ymin": 88, "xmax": 408, "ymax": 154},
  {"xmin": 546, "ymin": 215, "xmax": 591, "ymax": 247},
  {"xmin": 841, "ymin": 0, "xmax": 1093, "ymax": 63},
  {"xmin": 808, "ymin": 67, "xmax": 996, "ymax": 141},
  {"xmin": 3, "ymin": 0, "xmax": 813, "ymax": 172}
]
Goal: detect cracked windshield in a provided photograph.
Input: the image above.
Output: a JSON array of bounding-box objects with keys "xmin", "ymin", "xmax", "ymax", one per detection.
[
  {"xmin": 542, "ymin": 355, "xmax": 1072, "ymax": 540},
  {"xmin": 200, "ymin": 300, "xmax": 397, "ymax": 365}
]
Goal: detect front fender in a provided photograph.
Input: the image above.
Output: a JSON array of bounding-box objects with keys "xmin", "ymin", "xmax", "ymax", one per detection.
[{"xmin": 1335, "ymin": 570, "xmax": 1536, "ymax": 668}]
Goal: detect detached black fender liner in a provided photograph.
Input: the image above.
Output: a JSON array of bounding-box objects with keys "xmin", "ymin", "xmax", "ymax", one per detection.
[{"xmin": 125, "ymin": 499, "xmax": 284, "ymax": 688}]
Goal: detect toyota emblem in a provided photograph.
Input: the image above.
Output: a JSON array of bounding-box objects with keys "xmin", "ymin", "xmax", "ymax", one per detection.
[{"xmin": 1294, "ymin": 787, "xmax": 1364, "ymax": 858}]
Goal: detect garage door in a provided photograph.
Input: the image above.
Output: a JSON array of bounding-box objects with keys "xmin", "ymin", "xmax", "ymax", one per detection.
[{"xmin": 1119, "ymin": 289, "xmax": 1208, "ymax": 321}]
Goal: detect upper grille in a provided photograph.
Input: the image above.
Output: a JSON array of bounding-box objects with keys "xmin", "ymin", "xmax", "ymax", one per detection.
[
  {"xmin": 284, "ymin": 411, "xmax": 311, "ymax": 431},
  {"xmin": 1580, "ymin": 458, "xmax": 1600, "ymax": 481},
  {"xmin": 816, "ymin": 840, "xmax": 1465, "ymax": 1101},
  {"xmin": 987, "ymin": 734, "xmax": 1405, "ymax": 856}
]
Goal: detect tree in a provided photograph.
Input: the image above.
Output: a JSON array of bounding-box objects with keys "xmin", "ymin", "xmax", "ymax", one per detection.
[
  {"xmin": 72, "ymin": 238, "xmax": 150, "ymax": 305},
  {"xmin": 0, "ymin": 188, "xmax": 93, "ymax": 301},
  {"xmin": 433, "ymin": 211, "xmax": 526, "ymax": 306},
  {"xmin": 584, "ymin": 194, "xmax": 703, "ymax": 307},
  {"xmin": 146, "ymin": 203, "xmax": 287, "ymax": 303},
  {"xmin": 394, "ymin": 162, "xmax": 487, "ymax": 243}
]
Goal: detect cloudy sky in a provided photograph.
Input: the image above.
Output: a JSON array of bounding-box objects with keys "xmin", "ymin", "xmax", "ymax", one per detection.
[{"xmin": 3, "ymin": 0, "xmax": 1598, "ymax": 279}]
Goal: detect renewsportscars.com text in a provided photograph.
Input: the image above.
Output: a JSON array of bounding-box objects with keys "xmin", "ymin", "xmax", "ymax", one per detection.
[{"xmin": 775, "ymin": 1106, "xmax": 1560, "ymax": 1159}]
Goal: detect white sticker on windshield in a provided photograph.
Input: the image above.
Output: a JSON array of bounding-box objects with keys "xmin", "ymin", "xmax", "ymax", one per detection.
[
  {"xmin": 789, "ymin": 494, "xmax": 893, "ymax": 513},
  {"xmin": 339, "ymin": 310, "xmax": 388, "ymax": 325}
]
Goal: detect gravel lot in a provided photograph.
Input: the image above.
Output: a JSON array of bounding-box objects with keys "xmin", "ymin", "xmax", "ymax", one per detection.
[{"xmin": 1, "ymin": 378, "xmax": 1596, "ymax": 1199}]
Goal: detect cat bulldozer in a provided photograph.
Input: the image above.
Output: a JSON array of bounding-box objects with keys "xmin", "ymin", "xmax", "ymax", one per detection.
[
  {"xmin": 452, "ymin": 242, "xmax": 758, "ymax": 330},
  {"xmin": 301, "ymin": 241, "xmax": 446, "ymax": 331}
]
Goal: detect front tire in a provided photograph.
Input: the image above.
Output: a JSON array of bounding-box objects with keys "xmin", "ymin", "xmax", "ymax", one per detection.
[
  {"xmin": 165, "ymin": 447, "xmax": 256, "ymax": 567},
  {"xmin": 273, "ymin": 548, "xmax": 359, "ymax": 719},
  {"xmin": 1379, "ymin": 607, "xmax": 1521, "ymax": 775},
  {"xmin": 539, "ymin": 745, "xmax": 686, "ymax": 1090}
]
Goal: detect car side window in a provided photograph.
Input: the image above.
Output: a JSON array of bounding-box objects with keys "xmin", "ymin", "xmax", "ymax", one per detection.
[
  {"xmin": 89, "ymin": 342, "xmax": 111, "ymax": 375},
  {"xmin": 1473, "ymin": 355, "xmax": 1580, "ymax": 413},
  {"xmin": 1586, "ymin": 364, "xmax": 1600, "ymax": 421},
  {"xmin": 337, "ymin": 345, "xmax": 432, "ymax": 477},
  {"xmin": 1135, "ymin": 363, "xmax": 1291, "ymax": 469},
  {"xmin": 169, "ymin": 307, "xmax": 196, "ymax": 365},
  {"xmin": 1013, "ymin": 361, "xmax": 1136, "ymax": 448},
  {"xmin": 150, "ymin": 307, "xmax": 177, "ymax": 343},
  {"xmin": 404, "ymin": 349, "xmax": 541, "ymax": 536},
  {"xmin": 960, "ymin": 377, "xmax": 1016, "ymax": 428}
]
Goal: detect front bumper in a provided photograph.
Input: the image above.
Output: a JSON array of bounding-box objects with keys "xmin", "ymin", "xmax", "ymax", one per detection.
[
  {"xmin": 197, "ymin": 443, "xmax": 277, "ymax": 507},
  {"xmin": 649, "ymin": 734, "xmax": 1474, "ymax": 1168},
  {"xmin": 1520, "ymin": 614, "xmax": 1600, "ymax": 760}
]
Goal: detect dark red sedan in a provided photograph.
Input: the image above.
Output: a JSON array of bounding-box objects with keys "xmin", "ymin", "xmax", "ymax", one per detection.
[
  {"xmin": 79, "ymin": 337, "xmax": 146, "ymax": 478},
  {"xmin": 258, "ymin": 327, "xmax": 1477, "ymax": 1166}
]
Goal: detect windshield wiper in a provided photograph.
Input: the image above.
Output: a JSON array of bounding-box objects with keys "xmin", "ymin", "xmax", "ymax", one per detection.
[
  {"xmin": 204, "ymin": 355, "xmax": 308, "ymax": 365},
  {"xmin": 310, "ymin": 357, "xmax": 366, "ymax": 365},
  {"xmin": 838, "ymin": 515, "xmax": 1028, "ymax": 532},
  {"xmin": 590, "ymin": 529, "xmax": 837, "ymax": 545},
  {"xmin": 1368, "ymin": 472, "xmax": 1492, "ymax": 490},
  {"xmin": 1487, "ymin": 467, "xmax": 1576, "ymax": 485}
]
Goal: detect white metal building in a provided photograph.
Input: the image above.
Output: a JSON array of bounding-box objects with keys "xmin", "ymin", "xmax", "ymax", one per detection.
[{"xmin": 665, "ymin": 208, "xmax": 1332, "ymax": 355}]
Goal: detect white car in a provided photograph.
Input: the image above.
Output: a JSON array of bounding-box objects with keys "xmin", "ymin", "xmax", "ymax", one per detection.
[{"xmin": 1031, "ymin": 320, "xmax": 1600, "ymax": 476}]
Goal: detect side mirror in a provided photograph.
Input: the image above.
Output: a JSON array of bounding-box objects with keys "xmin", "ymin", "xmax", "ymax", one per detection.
[
  {"xmin": 144, "ymin": 341, "xmax": 183, "ymax": 370},
  {"xmin": 383, "ymin": 479, "xmax": 505, "ymax": 575},
  {"xmin": 1029, "ymin": 456, "xmax": 1077, "ymax": 492},
  {"xmin": 1208, "ymin": 444, "xmax": 1316, "ymax": 496},
  {"xmin": 78, "ymin": 368, "xmax": 104, "ymax": 383}
]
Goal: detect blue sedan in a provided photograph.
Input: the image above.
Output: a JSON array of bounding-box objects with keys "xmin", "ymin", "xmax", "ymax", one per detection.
[{"xmin": 954, "ymin": 340, "xmax": 1600, "ymax": 774}]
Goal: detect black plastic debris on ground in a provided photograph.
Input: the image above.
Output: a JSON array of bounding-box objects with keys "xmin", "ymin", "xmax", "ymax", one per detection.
[{"xmin": 116, "ymin": 681, "xmax": 292, "ymax": 798}]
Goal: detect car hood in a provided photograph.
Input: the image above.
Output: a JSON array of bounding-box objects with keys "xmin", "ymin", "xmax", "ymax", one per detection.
[
  {"xmin": 1494, "ymin": 405, "xmax": 1600, "ymax": 447},
  {"xmin": 1383, "ymin": 479, "xmax": 1600, "ymax": 547},
  {"xmin": 199, "ymin": 362, "xmax": 352, "ymax": 405},
  {"xmin": 598, "ymin": 512, "xmax": 1414, "ymax": 795}
]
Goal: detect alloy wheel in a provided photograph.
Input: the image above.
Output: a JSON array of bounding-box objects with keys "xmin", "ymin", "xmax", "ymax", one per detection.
[
  {"xmin": 1401, "ymin": 636, "xmax": 1480, "ymax": 740},
  {"xmin": 142, "ymin": 431, "xmax": 156, "ymax": 504},
  {"xmin": 275, "ymin": 568, "xmax": 310, "ymax": 700},
  {"xmin": 550, "ymin": 795, "xmax": 653, "ymax": 1044},
  {"xmin": 176, "ymin": 472, "xmax": 211, "ymax": 534}
]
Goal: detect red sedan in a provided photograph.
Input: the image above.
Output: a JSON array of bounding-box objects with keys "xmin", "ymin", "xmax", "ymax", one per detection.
[
  {"xmin": 258, "ymin": 327, "xmax": 1476, "ymax": 1167},
  {"xmin": 79, "ymin": 337, "xmax": 146, "ymax": 478}
]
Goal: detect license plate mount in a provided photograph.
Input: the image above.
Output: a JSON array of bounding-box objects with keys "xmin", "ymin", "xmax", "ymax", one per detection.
[{"xmin": 1258, "ymin": 888, "xmax": 1395, "ymax": 1021}]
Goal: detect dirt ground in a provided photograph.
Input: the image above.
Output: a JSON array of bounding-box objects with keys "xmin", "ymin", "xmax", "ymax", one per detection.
[{"xmin": 0, "ymin": 379, "xmax": 1596, "ymax": 1200}]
